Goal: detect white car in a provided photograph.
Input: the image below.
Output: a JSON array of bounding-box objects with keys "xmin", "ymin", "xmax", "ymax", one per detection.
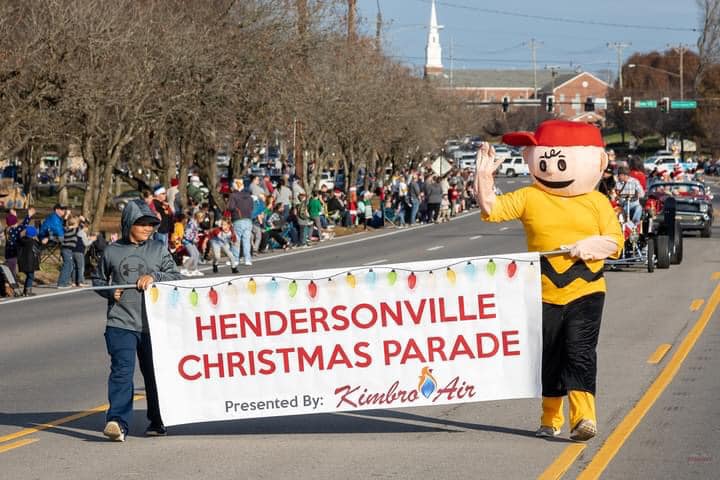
[
  {"xmin": 454, "ymin": 151, "xmax": 478, "ymax": 171},
  {"xmin": 644, "ymin": 156, "xmax": 697, "ymax": 173},
  {"xmin": 318, "ymin": 171, "xmax": 335, "ymax": 190},
  {"xmin": 492, "ymin": 145, "xmax": 514, "ymax": 161},
  {"xmin": 498, "ymin": 156, "xmax": 529, "ymax": 177}
]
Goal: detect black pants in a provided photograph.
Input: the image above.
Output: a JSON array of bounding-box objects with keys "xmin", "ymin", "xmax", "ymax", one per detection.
[{"xmin": 542, "ymin": 292, "xmax": 604, "ymax": 397}]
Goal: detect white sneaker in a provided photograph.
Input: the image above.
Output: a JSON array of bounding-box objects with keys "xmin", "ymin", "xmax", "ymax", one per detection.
[
  {"xmin": 180, "ymin": 269, "xmax": 190, "ymax": 276},
  {"xmin": 225, "ymin": 261, "xmax": 232, "ymax": 266},
  {"xmin": 244, "ymin": 261, "xmax": 252, "ymax": 266},
  {"xmin": 192, "ymin": 270, "xmax": 204, "ymax": 276},
  {"xmin": 103, "ymin": 420, "xmax": 125, "ymax": 442},
  {"xmin": 535, "ymin": 426, "xmax": 561, "ymax": 438}
]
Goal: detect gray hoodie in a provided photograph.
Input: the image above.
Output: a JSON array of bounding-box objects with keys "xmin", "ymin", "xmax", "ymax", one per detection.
[{"xmin": 92, "ymin": 200, "xmax": 183, "ymax": 332}]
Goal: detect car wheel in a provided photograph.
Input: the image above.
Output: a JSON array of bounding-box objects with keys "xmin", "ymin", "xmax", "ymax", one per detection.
[
  {"xmin": 701, "ymin": 221, "xmax": 712, "ymax": 238},
  {"xmin": 655, "ymin": 235, "xmax": 671, "ymax": 269},
  {"xmin": 646, "ymin": 237, "xmax": 655, "ymax": 273},
  {"xmin": 670, "ymin": 221, "xmax": 683, "ymax": 264},
  {"xmin": 506, "ymin": 169, "xmax": 515, "ymax": 177}
]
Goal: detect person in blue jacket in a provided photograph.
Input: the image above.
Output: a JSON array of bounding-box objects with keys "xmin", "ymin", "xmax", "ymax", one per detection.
[{"xmin": 39, "ymin": 203, "xmax": 67, "ymax": 241}]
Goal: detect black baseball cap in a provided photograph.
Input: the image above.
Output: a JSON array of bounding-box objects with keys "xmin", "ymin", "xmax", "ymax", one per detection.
[
  {"xmin": 53, "ymin": 203, "xmax": 67, "ymax": 210},
  {"xmin": 134, "ymin": 215, "xmax": 161, "ymax": 226}
]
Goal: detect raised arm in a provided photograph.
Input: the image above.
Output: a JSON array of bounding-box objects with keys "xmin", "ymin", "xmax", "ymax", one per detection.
[{"xmin": 473, "ymin": 143, "xmax": 505, "ymax": 215}]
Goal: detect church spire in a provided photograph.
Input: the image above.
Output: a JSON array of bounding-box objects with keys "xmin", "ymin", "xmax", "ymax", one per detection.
[{"xmin": 424, "ymin": 0, "xmax": 443, "ymax": 78}]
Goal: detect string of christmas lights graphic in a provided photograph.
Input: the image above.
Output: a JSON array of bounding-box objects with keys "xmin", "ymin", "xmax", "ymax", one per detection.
[{"xmin": 100, "ymin": 250, "xmax": 566, "ymax": 307}]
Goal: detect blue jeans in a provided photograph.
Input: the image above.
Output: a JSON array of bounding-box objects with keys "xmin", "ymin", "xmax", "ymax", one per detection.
[
  {"xmin": 232, "ymin": 219, "xmax": 252, "ymax": 263},
  {"xmin": 104, "ymin": 326, "xmax": 162, "ymax": 433},
  {"xmin": 72, "ymin": 251, "xmax": 85, "ymax": 285},
  {"xmin": 24, "ymin": 271, "xmax": 34, "ymax": 290},
  {"xmin": 410, "ymin": 199, "xmax": 420, "ymax": 225},
  {"xmin": 57, "ymin": 248, "xmax": 74, "ymax": 287}
]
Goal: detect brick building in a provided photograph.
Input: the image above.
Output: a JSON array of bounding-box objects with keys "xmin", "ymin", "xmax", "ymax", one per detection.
[{"xmin": 432, "ymin": 69, "xmax": 609, "ymax": 123}]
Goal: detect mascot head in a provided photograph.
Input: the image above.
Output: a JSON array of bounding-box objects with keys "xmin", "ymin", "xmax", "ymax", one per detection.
[{"xmin": 502, "ymin": 120, "xmax": 607, "ymax": 197}]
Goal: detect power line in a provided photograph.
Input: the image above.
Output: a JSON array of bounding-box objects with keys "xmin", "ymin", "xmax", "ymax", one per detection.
[{"xmin": 409, "ymin": 0, "xmax": 697, "ymax": 32}]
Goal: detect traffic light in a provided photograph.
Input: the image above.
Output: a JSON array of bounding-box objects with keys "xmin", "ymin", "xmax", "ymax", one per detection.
[
  {"xmin": 660, "ymin": 97, "xmax": 670, "ymax": 113},
  {"xmin": 546, "ymin": 95, "xmax": 555, "ymax": 113},
  {"xmin": 584, "ymin": 97, "xmax": 595, "ymax": 112},
  {"xmin": 502, "ymin": 96, "xmax": 510, "ymax": 113},
  {"xmin": 622, "ymin": 96, "xmax": 632, "ymax": 114}
]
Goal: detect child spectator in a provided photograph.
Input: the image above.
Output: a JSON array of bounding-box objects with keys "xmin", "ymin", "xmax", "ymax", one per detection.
[
  {"xmin": 17, "ymin": 225, "xmax": 41, "ymax": 296},
  {"xmin": 208, "ymin": 219, "xmax": 239, "ymax": 274},
  {"xmin": 73, "ymin": 218, "xmax": 95, "ymax": 287},
  {"xmin": 438, "ymin": 194, "xmax": 451, "ymax": 223},
  {"xmin": 4, "ymin": 207, "xmax": 35, "ymax": 277},
  {"xmin": 267, "ymin": 203, "xmax": 291, "ymax": 250},
  {"xmin": 58, "ymin": 214, "xmax": 79, "ymax": 289},
  {"xmin": 92, "ymin": 199, "xmax": 182, "ymax": 441},
  {"xmin": 181, "ymin": 211, "xmax": 203, "ymax": 276}
]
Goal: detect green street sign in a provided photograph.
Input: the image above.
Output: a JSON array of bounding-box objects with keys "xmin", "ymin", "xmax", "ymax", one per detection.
[
  {"xmin": 670, "ymin": 100, "xmax": 697, "ymax": 109},
  {"xmin": 635, "ymin": 100, "xmax": 657, "ymax": 108}
]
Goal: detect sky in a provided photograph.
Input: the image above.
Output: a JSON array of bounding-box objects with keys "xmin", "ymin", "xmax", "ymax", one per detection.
[{"xmin": 355, "ymin": 0, "xmax": 700, "ymax": 79}]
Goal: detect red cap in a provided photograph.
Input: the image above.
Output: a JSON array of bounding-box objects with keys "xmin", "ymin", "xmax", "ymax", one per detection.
[
  {"xmin": 170, "ymin": 178, "xmax": 179, "ymax": 187},
  {"xmin": 502, "ymin": 120, "xmax": 604, "ymax": 147}
]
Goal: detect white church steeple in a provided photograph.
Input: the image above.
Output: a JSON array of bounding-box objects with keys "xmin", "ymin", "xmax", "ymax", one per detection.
[{"xmin": 424, "ymin": 0, "xmax": 443, "ymax": 78}]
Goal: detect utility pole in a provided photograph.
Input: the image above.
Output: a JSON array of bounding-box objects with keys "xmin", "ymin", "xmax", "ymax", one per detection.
[
  {"xmin": 294, "ymin": 0, "xmax": 308, "ymax": 183},
  {"xmin": 528, "ymin": 39, "xmax": 542, "ymax": 98},
  {"xmin": 607, "ymin": 42, "xmax": 631, "ymax": 89},
  {"xmin": 667, "ymin": 43, "xmax": 691, "ymax": 100},
  {"xmin": 348, "ymin": 0, "xmax": 357, "ymax": 42},
  {"xmin": 375, "ymin": 0, "xmax": 382, "ymax": 50},
  {"xmin": 450, "ymin": 36, "xmax": 454, "ymax": 88}
]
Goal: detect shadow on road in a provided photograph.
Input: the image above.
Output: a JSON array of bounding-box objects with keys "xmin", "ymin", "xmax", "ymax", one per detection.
[{"xmin": 1, "ymin": 406, "xmax": 568, "ymax": 441}]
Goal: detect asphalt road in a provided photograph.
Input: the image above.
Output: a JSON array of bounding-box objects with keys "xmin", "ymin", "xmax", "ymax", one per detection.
[{"xmin": 2, "ymin": 175, "xmax": 720, "ymax": 480}]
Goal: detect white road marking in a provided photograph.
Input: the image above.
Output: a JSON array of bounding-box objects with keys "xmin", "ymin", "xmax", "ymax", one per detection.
[
  {"xmin": 499, "ymin": 226, "xmax": 510, "ymax": 231},
  {"xmin": 507, "ymin": 180, "xmax": 516, "ymax": 184},
  {"xmin": 426, "ymin": 245, "xmax": 445, "ymax": 251},
  {"xmin": 470, "ymin": 235, "xmax": 483, "ymax": 240},
  {"xmin": 364, "ymin": 259, "xmax": 388, "ymax": 266}
]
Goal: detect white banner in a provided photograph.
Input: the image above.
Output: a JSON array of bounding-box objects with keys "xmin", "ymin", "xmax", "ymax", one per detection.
[{"xmin": 146, "ymin": 253, "xmax": 542, "ymax": 426}]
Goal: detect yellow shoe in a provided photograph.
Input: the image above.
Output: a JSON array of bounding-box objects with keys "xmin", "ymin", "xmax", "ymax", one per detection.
[{"xmin": 570, "ymin": 419, "xmax": 597, "ymax": 441}]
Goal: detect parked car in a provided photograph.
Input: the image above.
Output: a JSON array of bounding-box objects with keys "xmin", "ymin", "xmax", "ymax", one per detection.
[
  {"xmin": 644, "ymin": 155, "xmax": 697, "ymax": 174},
  {"xmin": 454, "ymin": 151, "xmax": 478, "ymax": 171},
  {"xmin": 492, "ymin": 145, "xmax": 514, "ymax": 161},
  {"xmin": 111, "ymin": 190, "xmax": 141, "ymax": 211},
  {"xmin": 646, "ymin": 181, "xmax": 713, "ymax": 237},
  {"xmin": 498, "ymin": 156, "xmax": 529, "ymax": 177}
]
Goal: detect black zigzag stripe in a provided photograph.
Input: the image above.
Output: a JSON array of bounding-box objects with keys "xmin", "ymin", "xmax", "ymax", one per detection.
[{"xmin": 540, "ymin": 256, "xmax": 603, "ymax": 289}]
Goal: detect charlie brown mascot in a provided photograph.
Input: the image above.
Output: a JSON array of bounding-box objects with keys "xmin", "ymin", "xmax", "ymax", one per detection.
[{"xmin": 475, "ymin": 120, "xmax": 623, "ymax": 441}]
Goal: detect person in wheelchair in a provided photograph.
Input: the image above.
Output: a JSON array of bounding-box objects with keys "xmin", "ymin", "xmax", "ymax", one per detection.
[
  {"xmin": 383, "ymin": 199, "xmax": 403, "ymax": 227},
  {"xmin": 326, "ymin": 189, "xmax": 351, "ymax": 227},
  {"xmin": 615, "ymin": 167, "xmax": 644, "ymax": 224}
]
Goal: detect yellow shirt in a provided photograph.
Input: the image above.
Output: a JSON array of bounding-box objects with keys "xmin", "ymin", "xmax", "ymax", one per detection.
[{"xmin": 482, "ymin": 185, "xmax": 623, "ymax": 305}]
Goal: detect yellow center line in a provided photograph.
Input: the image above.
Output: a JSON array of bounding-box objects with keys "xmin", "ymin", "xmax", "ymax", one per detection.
[
  {"xmin": 537, "ymin": 444, "xmax": 586, "ymax": 480},
  {"xmin": 646, "ymin": 344, "xmax": 672, "ymax": 364},
  {"xmin": 0, "ymin": 395, "xmax": 145, "ymax": 444},
  {"xmin": 576, "ymin": 280, "xmax": 720, "ymax": 479},
  {"xmin": 0, "ymin": 438, "xmax": 39, "ymax": 454},
  {"xmin": 690, "ymin": 299, "xmax": 705, "ymax": 312}
]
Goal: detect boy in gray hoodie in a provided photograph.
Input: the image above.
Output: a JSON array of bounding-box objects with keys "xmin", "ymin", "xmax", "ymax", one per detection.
[{"xmin": 92, "ymin": 199, "xmax": 183, "ymax": 442}]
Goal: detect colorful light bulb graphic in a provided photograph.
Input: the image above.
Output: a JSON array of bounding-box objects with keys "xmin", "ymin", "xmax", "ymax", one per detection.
[
  {"xmin": 169, "ymin": 287, "xmax": 180, "ymax": 307},
  {"xmin": 486, "ymin": 259, "xmax": 497, "ymax": 276},
  {"xmin": 189, "ymin": 288, "xmax": 199, "ymax": 307},
  {"xmin": 247, "ymin": 278, "xmax": 257, "ymax": 295},
  {"xmin": 288, "ymin": 280, "xmax": 298, "ymax": 298},
  {"xmin": 446, "ymin": 267, "xmax": 457, "ymax": 285},
  {"xmin": 208, "ymin": 287, "xmax": 219, "ymax": 306},
  {"xmin": 387, "ymin": 269, "xmax": 398, "ymax": 286},
  {"xmin": 308, "ymin": 280, "xmax": 318, "ymax": 299},
  {"xmin": 149, "ymin": 285, "xmax": 159, "ymax": 304},
  {"xmin": 346, "ymin": 272, "xmax": 357, "ymax": 289}
]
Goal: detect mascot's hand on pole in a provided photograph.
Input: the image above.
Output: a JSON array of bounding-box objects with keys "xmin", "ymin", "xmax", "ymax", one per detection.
[
  {"xmin": 474, "ymin": 143, "xmax": 504, "ymax": 214},
  {"xmin": 567, "ymin": 235, "xmax": 621, "ymax": 261}
]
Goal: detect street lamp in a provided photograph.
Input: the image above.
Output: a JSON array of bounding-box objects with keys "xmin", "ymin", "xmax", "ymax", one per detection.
[{"xmin": 627, "ymin": 64, "xmax": 682, "ymax": 99}]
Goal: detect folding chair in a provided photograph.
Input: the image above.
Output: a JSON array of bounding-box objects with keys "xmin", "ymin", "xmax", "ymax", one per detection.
[
  {"xmin": 0, "ymin": 263, "xmax": 22, "ymax": 297},
  {"xmin": 40, "ymin": 239, "xmax": 62, "ymax": 265}
]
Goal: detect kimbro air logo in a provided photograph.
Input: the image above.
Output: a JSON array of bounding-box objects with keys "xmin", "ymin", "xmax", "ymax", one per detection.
[
  {"xmin": 418, "ymin": 366, "xmax": 437, "ymax": 398},
  {"xmin": 334, "ymin": 366, "xmax": 476, "ymax": 409}
]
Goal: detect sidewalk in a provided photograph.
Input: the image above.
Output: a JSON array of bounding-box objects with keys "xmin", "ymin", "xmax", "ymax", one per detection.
[{"xmin": 0, "ymin": 210, "xmax": 478, "ymax": 305}]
